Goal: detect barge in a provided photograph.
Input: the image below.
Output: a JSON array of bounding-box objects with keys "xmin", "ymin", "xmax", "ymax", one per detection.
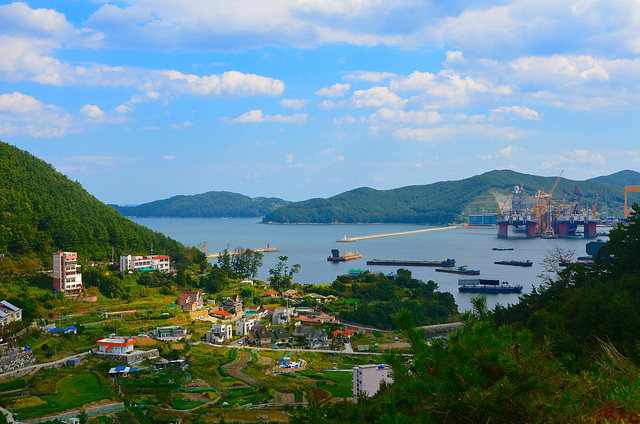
[
  {"xmin": 327, "ymin": 249, "xmax": 362, "ymax": 262},
  {"xmin": 435, "ymin": 265, "xmax": 480, "ymax": 275},
  {"xmin": 494, "ymin": 260, "xmax": 533, "ymax": 267},
  {"xmin": 458, "ymin": 278, "xmax": 523, "ymax": 293},
  {"xmin": 366, "ymin": 258, "xmax": 455, "ymax": 267}
]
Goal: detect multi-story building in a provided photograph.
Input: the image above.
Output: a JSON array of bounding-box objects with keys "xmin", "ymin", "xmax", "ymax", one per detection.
[
  {"xmin": 235, "ymin": 317, "xmax": 257, "ymax": 336},
  {"xmin": 155, "ymin": 326, "xmax": 187, "ymax": 341},
  {"xmin": 119, "ymin": 254, "xmax": 171, "ymax": 273},
  {"xmin": 206, "ymin": 323, "xmax": 233, "ymax": 343},
  {"xmin": 352, "ymin": 364, "xmax": 393, "ymax": 403},
  {"xmin": 52, "ymin": 252, "xmax": 82, "ymax": 295},
  {"xmin": 0, "ymin": 300, "xmax": 22, "ymax": 325}
]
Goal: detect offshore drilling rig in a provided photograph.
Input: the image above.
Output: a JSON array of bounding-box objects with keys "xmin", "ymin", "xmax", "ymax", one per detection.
[{"xmin": 496, "ymin": 173, "xmax": 599, "ymax": 239}]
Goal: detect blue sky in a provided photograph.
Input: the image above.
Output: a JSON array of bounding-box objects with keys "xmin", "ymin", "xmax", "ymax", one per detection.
[{"xmin": 1, "ymin": 0, "xmax": 640, "ymax": 204}]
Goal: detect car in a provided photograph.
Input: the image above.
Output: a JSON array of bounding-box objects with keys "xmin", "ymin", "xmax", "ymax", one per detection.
[
  {"xmin": 394, "ymin": 337, "xmax": 399, "ymax": 341},
  {"xmin": 272, "ymin": 346, "xmax": 279, "ymax": 349},
  {"xmin": 238, "ymin": 340, "xmax": 243, "ymax": 345}
]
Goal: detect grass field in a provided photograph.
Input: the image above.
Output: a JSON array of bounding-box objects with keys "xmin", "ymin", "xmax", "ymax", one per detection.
[{"xmin": 9, "ymin": 371, "xmax": 114, "ymax": 421}]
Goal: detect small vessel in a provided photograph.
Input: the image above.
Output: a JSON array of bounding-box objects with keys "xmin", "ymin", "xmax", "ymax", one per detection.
[
  {"xmin": 559, "ymin": 256, "xmax": 594, "ymax": 267},
  {"xmin": 458, "ymin": 279, "xmax": 523, "ymax": 293},
  {"xmin": 492, "ymin": 246, "xmax": 514, "ymax": 251},
  {"xmin": 435, "ymin": 265, "xmax": 480, "ymax": 275},
  {"xmin": 327, "ymin": 249, "xmax": 362, "ymax": 262},
  {"xmin": 366, "ymin": 258, "xmax": 455, "ymax": 267},
  {"xmin": 494, "ymin": 260, "xmax": 533, "ymax": 267}
]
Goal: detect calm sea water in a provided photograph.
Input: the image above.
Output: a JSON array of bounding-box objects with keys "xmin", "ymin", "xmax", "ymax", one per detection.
[{"xmin": 131, "ymin": 217, "xmax": 606, "ymax": 312}]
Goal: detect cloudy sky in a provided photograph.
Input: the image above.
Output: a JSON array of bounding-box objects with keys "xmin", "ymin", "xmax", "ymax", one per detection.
[{"xmin": 2, "ymin": 0, "xmax": 640, "ymax": 204}]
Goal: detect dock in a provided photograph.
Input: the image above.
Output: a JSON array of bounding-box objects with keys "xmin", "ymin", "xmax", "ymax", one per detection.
[
  {"xmin": 207, "ymin": 247, "xmax": 279, "ymax": 259},
  {"xmin": 336, "ymin": 225, "xmax": 459, "ymax": 242}
]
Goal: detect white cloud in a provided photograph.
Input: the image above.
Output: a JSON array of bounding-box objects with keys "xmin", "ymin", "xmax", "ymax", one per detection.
[
  {"xmin": 394, "ymin": 123, "xmax": 534, "ymax": 142},
  {"xmin": 316, "ymin": 83, "xmax": 351, "ymax": 98},
  {"xmin": 333, "ymin": 156, "xmax": 345, "ymax": 162},
  {"xmin": 318, "ymin": 148, "xmax": 335, "ymax": 155},
  {"xmin": 0, "ymin": 91, "xmax": 72, "ymax": 137},
  {"xmin": 323, "ymin": 87, "xmax": 407, "ymax": 109},
  {"xmin": 226, "ymin": 110, "xmax": 308, "ymax": 124},
  {"xmin": 0, "ymin": 2, "xmax": 73, "ymax": 40},
  {"xmin": 169, "ymin": 121, "xmax": 193, "ymax": 130},
  {"xmin": 342, "ymin": 71, "xmax": 397, "ymax": 82},
  {"xmin": 541, "ymin": 149, "xmax": 605, "ymax": 169},
  {"xmin": 489, "ymin": 106, "xmax": 541, "ymax": 121},
  {"xmin": 283, "ymin": 153, "xmax": 302, "ymax": 168},
  {"xmin": 370, "ymin": 108, "xmax": 442, "ymax": 125},
  {"xmin": 52, "ymin": 155, "xmax": 142, "ymax": 174},
  {"xmin": 280, "ymin": 98, "xmax": 308, "ymax": 109},
  {"xmin": 163, "ymin": 155, "xmax": 176, "ymax": 160},
  {"xmin": 80, "ymin": 105, "xmax": 105, "ymax": 119}
]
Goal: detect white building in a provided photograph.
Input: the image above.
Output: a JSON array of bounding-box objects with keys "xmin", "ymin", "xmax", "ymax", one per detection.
[
  {"xmin": 96, "ymin": 337, "xmax": 136, "ymax": 355},
  {"xmin": 353, "ymin": 364, "xmax": 393, "ymax": 403},
  {"xmin": 52, "ymin": 251, "xmax": 82, "ymax": 295},
  {"xmin": 119, "ymin": 254, "xmax": 171, "ymax": 273},
  {"xmin": 235, "ymin": 317, "xmax": 257, "ymax": 336},
  {"xmin": 0, "ymin": 301, "xmax": 22, "ymax": 325},
  {"xmin": 206, "ymin": 323, "xmax": 233, "ymax": 343},
  {"xmin": 272, "ymin": 307, "xmax": 295, "ymax": 325}
]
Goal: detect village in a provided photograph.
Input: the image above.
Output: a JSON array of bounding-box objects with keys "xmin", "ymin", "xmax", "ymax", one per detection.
[{"xmin": 0, "ymin": 251, "xmax": 418, "ymax": 423}]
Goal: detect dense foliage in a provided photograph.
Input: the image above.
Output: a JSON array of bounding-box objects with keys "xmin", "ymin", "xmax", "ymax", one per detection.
[
  {"xmin": 110, "ymin": 191, "xmax": 289, "ymax": 217},
  {"xmin": 293, "ymin": 204, "xmax": 640, "ymax": 423},
  {"xmin": 0, "ymin": 141, "xmax": 195, "ymax": 266},
  {"xmin": 329, "ymin": 269, "xmax": 457, "ymax": 328},
  {"xmin": 263, "ymin": 169, "xmax": 637, "ymax": 224}
]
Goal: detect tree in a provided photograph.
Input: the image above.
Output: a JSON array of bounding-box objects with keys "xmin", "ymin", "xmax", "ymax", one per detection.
[
  {"xmin": 217, "ymin": 247, "xmax": 233, "ymax": 277},
  {"xmin": 231, "ymin": 248, "xmax": 263, "ymax": 278},
  {"xmin": 268, "ymin": 256, "xmax": 300, "ymax": 292}
]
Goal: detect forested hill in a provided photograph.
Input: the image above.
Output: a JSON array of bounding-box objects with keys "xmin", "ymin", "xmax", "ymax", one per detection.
[
  {"xmin": 262, "ymin": 169, "xmax": 640, "ymax": 224},
  {"xmin": 587, "ymin": 169, "xmax": 640, "ymax": 187},
  {"xmin": 0, "ymin": 141, "xmax": 187, "ymax": 262},
  {"xmin": 110, "ymin": 192, "xmax": 289, "ymax": 218}
]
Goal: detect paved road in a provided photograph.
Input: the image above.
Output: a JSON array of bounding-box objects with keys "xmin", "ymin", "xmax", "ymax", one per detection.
[{"xmin": 0, "ymin": 351, "xmax": 90, "ymax": 381}]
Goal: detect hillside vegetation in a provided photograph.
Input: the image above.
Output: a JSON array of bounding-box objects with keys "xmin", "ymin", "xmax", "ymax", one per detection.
[
  {"xmin": 263, "ymin": 169, "xmax": 640, "ymax": 224},
  {"xmin": 0, "ymin": 141, "xmax": 192, "ymax": 266},
  {"xmin": 110, "ymin": 192, "xmax": 289, "ymax": 218}
]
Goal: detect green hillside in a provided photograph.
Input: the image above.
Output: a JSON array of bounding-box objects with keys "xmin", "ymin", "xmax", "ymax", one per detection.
[
  {"xmin": 0, "ymin": 141, "xmax": 189, "ymax": 264},
  {"xmin": 110, "ymin": 191, "xmax": 289, "ymax": 218},
  {"xmin": 262, "ymin": 169, "xmax": 640, "ymax": 224},
  {"xmin": 587, "ymin": 169, "xmax": 640, "ymax": 187}
]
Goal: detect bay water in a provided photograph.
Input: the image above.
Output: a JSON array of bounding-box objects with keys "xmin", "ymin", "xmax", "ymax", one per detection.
[{"xmin": 131, "ymin": 217, "xmax": 605, "ymax": 312}]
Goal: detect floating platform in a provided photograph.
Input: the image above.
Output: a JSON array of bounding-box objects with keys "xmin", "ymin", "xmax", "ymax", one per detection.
[
  {"xmin": 458, "ymin": 279, "xmax": 523, "ymax": 293},
  {"xmin": 366, "ymin": 258, "xmax": 455, "ymax": 267},
  {"xmin": 327, "ymin": 249, "xmax": 362, "ymax": 262},
  {"xmin": 435, "ymin": 266, "xmax": 480, "ymax": 275},
  {"xmin": 494, "ymin": 260, "xmax": 533, "ymax": 267}
]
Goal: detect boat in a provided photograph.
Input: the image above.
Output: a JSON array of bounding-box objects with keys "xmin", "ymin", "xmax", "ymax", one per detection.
[
  {"xmin": 492, "ymin": 246, "xmax": 514, "ymax": 251},
  {"xmin": 494, "ymin": 260, "xmax": 533, "ymax": 267},
  {"xmin": 327, "ymin": 249, "xmax": 362, "ymax": 262},
  {"xmin": 458, "ymin": 278, "xmax": 523, "ymax": 293},
  {"xmin": 435, "ymin": 265, "xmax": 480, "ymax": 275},
  {"xmin": 559, "ymin": 256, "xmax": 594, "ymax": 267},
  {"xmin": 366, "ymin": 258, "xmax": 455, "ymax": 267}
]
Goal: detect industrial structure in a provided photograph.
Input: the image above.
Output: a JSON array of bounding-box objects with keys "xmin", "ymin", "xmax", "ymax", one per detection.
[{"xmin": 496, "ymin": 173, "xmax": 600, "ymax": 239}]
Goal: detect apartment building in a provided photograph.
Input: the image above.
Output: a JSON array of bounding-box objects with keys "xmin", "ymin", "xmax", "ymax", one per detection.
[
  {"xmin": 52, "ymin": 252, "xmax": 82, "ymax": 295},
  {"xmin": 119, "ymin": 254, "xmax": 171, "ymax": 273}
]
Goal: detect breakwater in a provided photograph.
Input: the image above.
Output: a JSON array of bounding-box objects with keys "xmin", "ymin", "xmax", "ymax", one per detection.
[{"xmin": 336, "ymin": 225, "xmax": 459, "ymax": 242}]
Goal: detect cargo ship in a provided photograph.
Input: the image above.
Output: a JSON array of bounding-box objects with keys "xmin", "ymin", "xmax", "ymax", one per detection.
[
  {"xmin": 494, "ymin": 260, "xmax": 533, "ymax": 267},
  {"xmin": 458, "ymin": 279, "xmax": 523, "ymax": 293},
  {"xmin": 366, "ymin": 258, "xmax": 455, "ymax": 267},
  {"xmin": 435, "ymin": 265, "xmax": 480, "ymax": 275},
  {"xmin": 327, "ymin": 249, "xmax": 362, "ymax": 262}
]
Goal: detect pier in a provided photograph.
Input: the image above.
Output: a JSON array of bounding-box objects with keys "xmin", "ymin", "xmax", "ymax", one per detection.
[
  {"xmin": 336, "ymin": 225, "xmax": 459, "ymax": 242},
  {"xmin": 207, "ymin": 247, "xmax": 279, "ymax": 259}
]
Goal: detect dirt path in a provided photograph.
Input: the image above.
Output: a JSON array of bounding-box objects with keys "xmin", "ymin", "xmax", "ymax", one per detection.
[{"xmin": 224, "ymin": 351, "xmax": 264, "ymax": 388}]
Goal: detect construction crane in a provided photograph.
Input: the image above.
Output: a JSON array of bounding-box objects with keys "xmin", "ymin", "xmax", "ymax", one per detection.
[{"xmin": 592, "ymin": 189, "xmax": 599, "ymax": 220}]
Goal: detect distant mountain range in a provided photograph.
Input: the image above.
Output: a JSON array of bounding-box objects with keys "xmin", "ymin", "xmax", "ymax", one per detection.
[
  {"xmin": 109, "ymin": 169, "xmax": 640, "ymax": 225},
  {"xmin": 109, "ymin": 192, "xmax": 289, "ymax": 218}
]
